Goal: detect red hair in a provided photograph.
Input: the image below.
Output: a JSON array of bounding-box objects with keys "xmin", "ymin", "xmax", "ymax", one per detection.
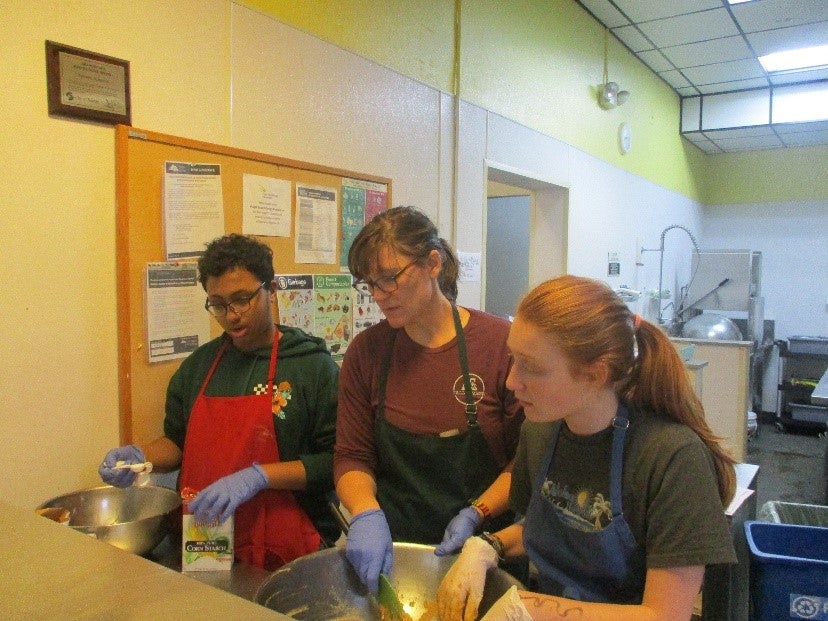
[{"xmin": 517, "ymin": 275, "xmax": 736, "ymax": 505}]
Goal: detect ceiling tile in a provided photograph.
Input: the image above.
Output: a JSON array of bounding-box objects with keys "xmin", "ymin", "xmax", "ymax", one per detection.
[
  {"xmin": 661, "ymin": 36, "xmax": 752, "ymax": 69},
  {"xmin": 769, "ymin": 68, "xmax": 828, "ymax": 86},
  {"xmin": 611, "ymin": 0, "xmax": 721, "ymax": 23},
  {"xmin": 710, "ymin": 134, "xmax": 785, "ymax": 150},
  {"xmin": 682, "ymin": 131, "xmax": 711, "ymax": 143},
  {"xmin": 676, "ymin": 86, "xmax": 701, "ymax": 97},
  {"xmin": 773, "ymin": 119, "xmax": 828, "ymax": 134},
  {"xmin": 706, "ymin": 126, "xmax": 776, "ymax": 139},
  {"xmin": 683, "ymin": 134, "xmax": 722, "ymax": 153},
  {"xmin": 696, "ymin": 78, "xmax": 770, "ymax": 94},
  {"xmin": 780, "ymin": 129, "xmax": 828, "ymax": 146},
  {"xmin": 577, "ymin": 0, "xmax": 630, "ymax": 28},
  {"xmin": 636, "ymin": 49, "xmax": 675, "ymax": 73},
  {"xmin": 636, "ymin": 8, "xmax": 739, "ymax": 48},
  {"xmin": 611, "ymin": 25, "xmax": 654, "ymax": 52},
  {"xmin": 731, "ymin": 0, "xmax": 828, "ymax": 33},
  {"xmin": 681, "ymin": 58, "xmax": 766, "ymax": 86},
  {"xmin": 746, "ymin": 21, "xmax": 828, "ymax": 56},
  {"xmin": 658, "ymin": 69, "xmax": 692, "ymax": 89}
]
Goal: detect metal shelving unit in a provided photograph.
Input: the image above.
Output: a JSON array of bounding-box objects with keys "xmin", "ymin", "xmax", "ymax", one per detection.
[{"xmin": 775, "ymin": 338, "xmax": 828, "ymax": 432}]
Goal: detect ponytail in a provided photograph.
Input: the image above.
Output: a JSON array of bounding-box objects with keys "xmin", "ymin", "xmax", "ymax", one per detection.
[
  {"xmin": 517, "ymin": 275, "xmax": 736, "ymax": 506},
  {"xmin": 625, "ymin": 321, "xmax": 736, "ymax": 506},
  {"xmin": 437, "ymin": 238, "xmax": 458, "ymax": 302}
]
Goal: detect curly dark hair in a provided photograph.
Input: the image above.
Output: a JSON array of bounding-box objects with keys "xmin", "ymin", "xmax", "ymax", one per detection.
[{"xmin": 197, "ymin": 233, "xmax": 275, "ymax": 290}]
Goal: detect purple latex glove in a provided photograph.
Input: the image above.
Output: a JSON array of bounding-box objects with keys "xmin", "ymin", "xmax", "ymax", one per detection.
[
  {"xmin": 188, "ymin": 464, "xmax": 268, "ymax": 524},
  {"xmin": 98, "ymin": 445, "xmax": 145, "ymax": 487},
  {"xmin": 435, "ymin": 506, "xmax": 484, "ymax": 556},
  {"xmin": 345, "ymin": 508, "xmax": 393, "ymax": 595}
]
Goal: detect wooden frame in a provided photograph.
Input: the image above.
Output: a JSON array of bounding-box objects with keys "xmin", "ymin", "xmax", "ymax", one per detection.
[
  {"xmin": 46, "ymin": 40, "xmax": 131, "ymax": 125},
  {"xmin": 116, "ymin": 125, "xmax": 391, "ymax": 443}
]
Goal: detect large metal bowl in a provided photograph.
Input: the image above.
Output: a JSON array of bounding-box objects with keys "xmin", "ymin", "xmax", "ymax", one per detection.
[
  {"xmin": 255, "ymin": 542, "xmax": 522, "ymax": 620},
  {"xmin": 37, "ymin": 485, "xmax": 181, "ymax": 556},
  {"xmin": 681, "ymin": 313, "xmax": 744, "ymax": 341}
]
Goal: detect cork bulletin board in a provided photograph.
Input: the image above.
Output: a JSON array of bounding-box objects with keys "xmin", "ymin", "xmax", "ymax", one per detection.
[{"xmin": 115, "ymin": 125, "xmax": 391, "ymax": 444}]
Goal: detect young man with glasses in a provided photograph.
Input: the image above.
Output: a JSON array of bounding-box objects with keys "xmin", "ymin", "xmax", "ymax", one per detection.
[
  {"xmin": 334, "ymin": 206, "xmax": 525, "ymax": 595},
  {"xmin": 99, "ymin": 234, "xmax": 340, "ymax": 569}
]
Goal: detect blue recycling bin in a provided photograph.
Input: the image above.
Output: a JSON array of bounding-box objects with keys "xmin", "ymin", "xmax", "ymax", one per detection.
[{"xmin": 744, "ymin": 520, "xmax": 828, "ymax": 621}]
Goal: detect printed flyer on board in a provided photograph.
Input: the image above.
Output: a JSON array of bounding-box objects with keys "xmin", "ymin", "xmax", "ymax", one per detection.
[{"xmin": 275, "ymin": 273, "xmax": 355, "ymax": 361}]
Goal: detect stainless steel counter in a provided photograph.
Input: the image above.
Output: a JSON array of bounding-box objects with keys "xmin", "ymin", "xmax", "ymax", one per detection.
[
  {"xmin": 147, "ymin": 530, "xmax": 275, "ymax": 602},
  {"xmin": 3, "ymin": 500, "xmax": 290, "ymax": 620},
  {"xmin": 812, "ymin": 366, "xmax": 828, "ymax": 405}
]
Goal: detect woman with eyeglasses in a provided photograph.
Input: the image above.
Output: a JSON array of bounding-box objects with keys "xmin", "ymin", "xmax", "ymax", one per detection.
[
  {"xmin": 99, "ymin": 233, "xmax": 340, "ymax": 569},
  {"xmin": 333, "ymin": 206, "xmax": 525, "ymax": 595}
]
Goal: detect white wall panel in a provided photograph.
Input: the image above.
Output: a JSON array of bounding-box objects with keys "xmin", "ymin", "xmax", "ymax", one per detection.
[
  {"xmin": 229, "ymin": 3, "xmax": 441, "ymax": 220},
  {"xmin": 701, "ymin": 200, "xmax": 828, "ymax": 340},
  {"xmin": 485, "ymin": 112, "xmax": 571, "ymax": 189}
]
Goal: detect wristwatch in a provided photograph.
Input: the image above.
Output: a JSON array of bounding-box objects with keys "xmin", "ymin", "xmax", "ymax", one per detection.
[{"xmin": 479, "ymin": 531, "xmax": 505, "ymax": 563}]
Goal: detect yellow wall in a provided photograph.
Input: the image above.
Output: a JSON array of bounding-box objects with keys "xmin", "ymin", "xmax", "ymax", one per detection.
[
  {"xmin": 699, "ymin": 145, "xmax": 828, "ymax": 205},
  {"xmin": 243, "ymin": 0, "xmax": 825, "ymax": 204},
  {"xmin": 0, "ymin": 0, "xmax": 231, "ymax": 507}
]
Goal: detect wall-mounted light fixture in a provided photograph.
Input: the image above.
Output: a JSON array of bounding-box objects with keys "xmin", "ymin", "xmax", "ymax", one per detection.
[{"xmin": 598, "ymin": 28, "xmax": 629, "ymax": 110}]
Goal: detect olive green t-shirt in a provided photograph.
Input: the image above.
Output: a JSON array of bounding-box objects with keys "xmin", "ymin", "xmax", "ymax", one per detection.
[{"xmin": 510, "ymin": 409, "xmax": 737, "ymax": 569}]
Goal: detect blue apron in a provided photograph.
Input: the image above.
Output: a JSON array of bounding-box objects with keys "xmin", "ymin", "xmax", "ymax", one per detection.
[{"xmin": 522, "ymin": 405, "xmax": 647, "ymax": 603}]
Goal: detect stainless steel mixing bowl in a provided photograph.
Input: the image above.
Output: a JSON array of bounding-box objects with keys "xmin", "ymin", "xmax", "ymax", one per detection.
[
  {"xmin": 255, "ymin": 542, "xmax": 522, "ymax": 620},
  {"xmin": 681, "ymin": 313, "xmax": 744, "ymax": 341},
  {"xmin": 37, "ymin": 485, "xmax": 181, "ymax": 556}
]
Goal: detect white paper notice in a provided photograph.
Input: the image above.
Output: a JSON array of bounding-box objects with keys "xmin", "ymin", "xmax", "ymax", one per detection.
[
  {"xmin": 145, "ymin": 262, "xmax": 210, "ymax": 363},
  {"xmin": 163, "ymin": 162, "xmax": 225, "ymax": 259},
  {"xmin": 242, "ymin": 174, "xmax": 292, "ymax": 237},
  {"xmin": 458, "ymin": 252, "xmax": 482, "ymax": 283},
  {"xmin": 295, "ymin": 185, "xmax": 337, "ymax": 264}
]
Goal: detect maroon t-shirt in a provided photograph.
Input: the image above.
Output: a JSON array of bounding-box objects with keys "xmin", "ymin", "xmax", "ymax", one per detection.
[{"xmin": 334, "ymin": 308, "xmax": 524, "ymax": 482}]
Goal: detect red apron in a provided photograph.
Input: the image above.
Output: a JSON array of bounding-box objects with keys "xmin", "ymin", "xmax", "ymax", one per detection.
[{"xmin": 179, "ymin": 332, "xmax": 322, "ymax": 570}]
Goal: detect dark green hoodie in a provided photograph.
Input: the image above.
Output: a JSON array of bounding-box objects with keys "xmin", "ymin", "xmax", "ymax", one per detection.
[{"xmin": 164, "ymin": 325, "xmax": 339, "ymax": 543}]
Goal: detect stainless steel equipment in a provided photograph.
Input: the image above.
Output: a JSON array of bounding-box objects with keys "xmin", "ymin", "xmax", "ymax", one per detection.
[
  {"xmin": 679, "ymin": 249, "xmax": 772, "ymax": 414},
  {"xmin": 681, "ymin": 314, "xmax": 743, "ymax": 341},
  {"xmin": 37, "ymin": 485, "xmax": 181, "ymax": 555},
  {"xmin": 255, "ymin": 542, "xmax": 522, "ymax": 620}
]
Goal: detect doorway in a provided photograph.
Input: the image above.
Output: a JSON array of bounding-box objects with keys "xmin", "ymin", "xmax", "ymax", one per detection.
[
  {"xmin": 486, "ymin": 195, "xmax": 530, "ymax": 319},
  {"xmin": 484, "ymin": 167, "xmax": 568, "ymax": 316}
]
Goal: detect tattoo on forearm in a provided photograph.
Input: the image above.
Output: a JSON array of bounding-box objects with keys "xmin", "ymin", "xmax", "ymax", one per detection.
[{"xmin": 521, "ymin": 593, "xmax": 585, "ymax": 618}]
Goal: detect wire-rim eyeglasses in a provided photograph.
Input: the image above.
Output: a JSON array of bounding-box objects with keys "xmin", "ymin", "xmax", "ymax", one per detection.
[
  {"xmin": 352, "ymin": 260, "xmax": 418, "ymax": 295},
  {"xmin": 204, "ymin": 282, "xmax": 267, "ymax": 317}
]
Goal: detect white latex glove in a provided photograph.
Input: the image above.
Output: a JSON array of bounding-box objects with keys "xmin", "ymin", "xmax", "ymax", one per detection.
[
  {"xmin": 481, "ymin": 585, "xmax": 532, "ymax": 621},
  {"xmin": 437, "ymin": 535, "xmax": 498, "ymax": 621}
]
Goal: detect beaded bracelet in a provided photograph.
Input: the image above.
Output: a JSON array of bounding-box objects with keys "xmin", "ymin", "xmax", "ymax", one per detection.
[
  {"xmin": 470, "ymin": 497, "xmax": 491, "ymax": 520},
  {"xmin": 479, "ymin": 531, "xmax": 505, "ymax": 563}
]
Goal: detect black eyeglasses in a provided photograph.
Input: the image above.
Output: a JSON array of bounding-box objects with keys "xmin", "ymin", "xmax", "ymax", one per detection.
[
  {"xmin": 352, "ymin": 260, "xmax": 418, "ymax": 295},
  {"xmin": 204, "ymin": 282, "xmax": 266, "ymax": 317}
]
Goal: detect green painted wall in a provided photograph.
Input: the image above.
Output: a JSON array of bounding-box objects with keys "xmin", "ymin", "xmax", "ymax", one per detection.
[
  {"xmin": 699, "ymin": 145, "xmax": 828, "ymax": 205},
  {"xmin": 241, "ymin": 0, "xmax": 827, "ymax": 204}
]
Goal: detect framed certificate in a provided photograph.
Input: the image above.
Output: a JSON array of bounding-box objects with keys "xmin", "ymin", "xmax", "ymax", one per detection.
[{"xmin": 45, "ymin": 40, "xmax": 131, "ymax": 125}]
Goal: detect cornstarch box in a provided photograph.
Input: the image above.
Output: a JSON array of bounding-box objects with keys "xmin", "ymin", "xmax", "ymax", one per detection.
[{"xmin": 181, "ymin": 488, "xmax": 233, "ymax": 571}]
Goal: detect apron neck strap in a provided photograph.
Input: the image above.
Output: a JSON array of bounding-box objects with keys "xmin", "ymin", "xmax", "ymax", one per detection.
[
  {"xmin": 451, "ymin": 304, "xmax": 478, "ymax": 427},
  {"xmin": 377, "ymin": 305, "xmax": 478, "ymax": 427},
  {"xmin": 198, "ymin": 330, "xmax": 280, "ymax": 397},
  {"xmin": 608, "ymin": 404, "xmax": 629, "ymax": 516}
]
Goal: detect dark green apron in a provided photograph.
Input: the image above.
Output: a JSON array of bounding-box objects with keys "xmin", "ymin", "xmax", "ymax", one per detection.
[{"xmin": 374, "ymin": 305, "xmax": 510, "ymax": 543}]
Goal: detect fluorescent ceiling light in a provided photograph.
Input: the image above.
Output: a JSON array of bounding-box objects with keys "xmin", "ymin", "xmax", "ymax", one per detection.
[
  {"xmin": 727, "ymin": 0, "xmax": 754, "ymax": 4},
  {"xmin": 759, "ymin": 44, "xmax": 828, "ymax": 73}
]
